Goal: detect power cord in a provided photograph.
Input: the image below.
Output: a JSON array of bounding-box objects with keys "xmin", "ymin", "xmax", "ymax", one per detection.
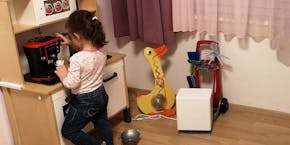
[{"xmin": 132, "ymin": 114, "xmax": 176, "ymax": 121}]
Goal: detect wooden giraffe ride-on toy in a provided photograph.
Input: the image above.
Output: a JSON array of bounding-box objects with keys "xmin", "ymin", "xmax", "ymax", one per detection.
[{"xmin": 136, "ymin": 45, "xmax": 176, "ymax": 117}]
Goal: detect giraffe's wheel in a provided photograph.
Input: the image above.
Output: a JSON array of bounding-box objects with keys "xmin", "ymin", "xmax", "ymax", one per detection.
[{"xmin": 151, "ymin": 94, "xmax": 166, "ymax": 111}]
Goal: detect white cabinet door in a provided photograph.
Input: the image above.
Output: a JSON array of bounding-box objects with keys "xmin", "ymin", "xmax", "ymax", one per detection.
[
  {"xmin": 103, "ymin": 59, "xmax": 128, "ymax": 118},
  {"xmin": 52, "ymin": 89, "xmax": 94, "ymax": 145},
  {"xmin": 52, "ymin": 89, "xmax": 73, "ymax": 145}
]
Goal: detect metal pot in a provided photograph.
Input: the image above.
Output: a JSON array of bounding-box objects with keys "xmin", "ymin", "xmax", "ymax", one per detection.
[{"xmin": 120, "ymin": 129, "xmax": 140, "ymax": 145}]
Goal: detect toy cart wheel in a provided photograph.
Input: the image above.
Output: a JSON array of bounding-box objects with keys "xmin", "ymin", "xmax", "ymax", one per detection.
[{"xmin": 219, "ymin": 98, "xmax": 229, "ymax": 114}]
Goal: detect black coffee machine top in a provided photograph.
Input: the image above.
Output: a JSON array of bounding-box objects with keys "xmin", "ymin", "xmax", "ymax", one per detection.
[{"xmin": 24, "ymin": 36, "xmax": 61, "ymax": 85}]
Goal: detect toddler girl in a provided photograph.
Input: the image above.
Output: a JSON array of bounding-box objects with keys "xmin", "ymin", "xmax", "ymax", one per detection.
[{"xmin": 55, "ymin": 10, "xmax": 113, "ymax": 145}]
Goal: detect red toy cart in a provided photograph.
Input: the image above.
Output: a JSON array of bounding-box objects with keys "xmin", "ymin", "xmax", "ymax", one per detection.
[{"xmin": 187, "ymin": 40, "xmax": 229, "ymax": 120}]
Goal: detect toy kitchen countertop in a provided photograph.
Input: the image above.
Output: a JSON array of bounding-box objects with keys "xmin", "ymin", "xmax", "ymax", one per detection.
[{"xmin": 22, "ymin": 52, "xmax": 126, "ymax": 96}]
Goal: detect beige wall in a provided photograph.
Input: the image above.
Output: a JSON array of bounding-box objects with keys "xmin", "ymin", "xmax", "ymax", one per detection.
[{"xmin": 98, "ymin": 0, "xmax": 290, "ymax": 113}]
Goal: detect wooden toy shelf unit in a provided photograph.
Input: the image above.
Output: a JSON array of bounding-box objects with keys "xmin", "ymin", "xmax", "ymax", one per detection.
[
  {"xmin": 0, "ymin": 1, "xmax": 131, "ymax": 145},
  {"xmin": 0, "ymin": 0, "xmax": 97, "ymax": 86}
]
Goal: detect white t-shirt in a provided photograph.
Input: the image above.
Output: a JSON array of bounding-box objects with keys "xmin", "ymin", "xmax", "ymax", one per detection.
[{"xmin": 62, "ymin": 48, "xmax": 107, "ymax": 94}]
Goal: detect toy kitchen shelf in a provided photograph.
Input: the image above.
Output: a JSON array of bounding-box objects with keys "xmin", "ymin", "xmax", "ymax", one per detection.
[
  {"xmin": 0, "ymin": 1, "xmax": 131, "ymax": 145},
  {"xmin": 11, "ymin": 0, "xmax": 97, "ymax": 34}
]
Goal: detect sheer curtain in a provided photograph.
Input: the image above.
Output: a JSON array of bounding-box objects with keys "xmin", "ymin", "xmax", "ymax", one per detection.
[{"xmin": 172, "ymin": 0, "xmax": 290, "ymax": 42}]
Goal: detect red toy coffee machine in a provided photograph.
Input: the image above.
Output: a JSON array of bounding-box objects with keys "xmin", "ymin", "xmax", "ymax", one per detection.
[{"xmin": 24, "ymin": 36, "xmax": 61, "ymax": 85}]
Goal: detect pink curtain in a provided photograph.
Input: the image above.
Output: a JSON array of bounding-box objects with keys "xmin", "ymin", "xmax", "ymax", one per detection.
[{"xmin": 172, "ymin": 0, "xmax": 290, "ymax": 41}]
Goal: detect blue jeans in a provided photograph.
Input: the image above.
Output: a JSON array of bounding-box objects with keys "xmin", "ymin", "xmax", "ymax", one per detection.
[{"xmin": 61, "ymin": 85, "xmax": 114, "ymax": 145}]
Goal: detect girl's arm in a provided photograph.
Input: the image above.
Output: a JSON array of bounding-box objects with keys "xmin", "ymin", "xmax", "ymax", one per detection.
[
  {"xmin": 54, "ymin": 65, "xmax": 68, "ymax": 82},
  {"xmin": 55, "ymin": 33, "xmax": 71, "ymax": 45},
  {"xmin": 56, "ymin": 59, "xmax": 81, "ymax": 90}
]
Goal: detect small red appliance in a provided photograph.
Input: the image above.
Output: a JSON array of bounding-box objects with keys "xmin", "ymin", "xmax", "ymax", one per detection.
[{"xmin": 24, "ymin": 36, "xmax": 61, "ymax": 85}]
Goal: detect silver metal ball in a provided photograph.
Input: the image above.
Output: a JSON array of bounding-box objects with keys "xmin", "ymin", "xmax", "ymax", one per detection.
[
  {"xmin": 120, "ymin": 129, "xmax": 140, "ymax": 145},
  {"xmin": 151, "ymin": 94, "xmax": 166, "ymax": 111}
]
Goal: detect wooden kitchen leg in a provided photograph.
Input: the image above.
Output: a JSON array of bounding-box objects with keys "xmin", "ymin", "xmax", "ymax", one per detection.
[{"xmin": 123, "ymin": 108, "xmax": 131, "ymax": 123}]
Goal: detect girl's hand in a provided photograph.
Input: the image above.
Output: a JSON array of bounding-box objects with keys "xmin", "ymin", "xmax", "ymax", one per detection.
[
  {"xmin": 54, "ymin": 65, "xmax": 68, "ymax": 82},
  {"xmin": 55, "ymin": 33, "xmax": 71, "ymax": 45}
]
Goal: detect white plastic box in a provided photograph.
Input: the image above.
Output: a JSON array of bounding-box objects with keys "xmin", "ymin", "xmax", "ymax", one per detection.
[
  {"xmin": 176, "ymin": 88, "xmax": 213, "ymax": 131},
  {"xmin": 9, "ymin": 0, "xmax": 77, "ymax": 25}
]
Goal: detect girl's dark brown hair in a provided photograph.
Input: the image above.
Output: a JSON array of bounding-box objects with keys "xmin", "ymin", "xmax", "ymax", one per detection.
[{"xmin": 65, "ymin": 10, "xmax": 108, "ymax": 48}]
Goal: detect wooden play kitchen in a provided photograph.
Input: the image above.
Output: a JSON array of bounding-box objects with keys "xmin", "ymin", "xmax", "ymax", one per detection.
[{"xmin": 0, "ymin": 0, "xmax": 131, "ymax": 145}]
